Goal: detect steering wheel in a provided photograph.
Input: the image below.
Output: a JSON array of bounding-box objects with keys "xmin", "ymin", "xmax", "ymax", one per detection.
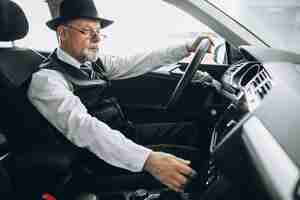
[{"xmin": 166, "ymin": 39, "xmax": 211, "ymax": 109}]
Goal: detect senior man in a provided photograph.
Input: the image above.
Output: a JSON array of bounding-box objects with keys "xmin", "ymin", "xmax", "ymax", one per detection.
[{"xmin": 28, "ymin": 0, "xmax": 213, "ymax": 195}]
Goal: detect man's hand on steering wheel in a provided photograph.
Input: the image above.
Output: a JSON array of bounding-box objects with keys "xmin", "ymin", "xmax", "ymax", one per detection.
[
  {"xmin": 186, "ymin": 32, "xmax": 216, "ymax": 53},
  {"xmin": 166, "ymin": 32, "xmax": 216, "ymax": 109}
]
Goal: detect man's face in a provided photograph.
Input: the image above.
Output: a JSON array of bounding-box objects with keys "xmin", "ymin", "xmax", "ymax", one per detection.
[{"xmin": 58, "ymin": 18, "xmax": 104, "ymax": 62}]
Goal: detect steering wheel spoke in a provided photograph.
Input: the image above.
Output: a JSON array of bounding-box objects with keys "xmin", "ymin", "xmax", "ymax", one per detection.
[{"xmin": 165, "ymin": 39, "xmax": 211, "ymax": 109}]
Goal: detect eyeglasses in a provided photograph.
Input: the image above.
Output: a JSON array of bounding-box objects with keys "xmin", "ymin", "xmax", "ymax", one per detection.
[{"xmin": 64, "ymin": 25, "xmax": 107, "ymax": 40}]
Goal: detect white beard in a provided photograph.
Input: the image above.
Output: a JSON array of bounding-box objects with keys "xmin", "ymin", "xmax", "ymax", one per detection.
[{"xmin": 82, "ymin": 48, "xmax": 99, "ymax": 62}]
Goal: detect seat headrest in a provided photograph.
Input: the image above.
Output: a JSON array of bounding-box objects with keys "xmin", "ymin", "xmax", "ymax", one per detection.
[{"xmin": 0, "ymin": 0, "xmax": 28, "ymax": 41}]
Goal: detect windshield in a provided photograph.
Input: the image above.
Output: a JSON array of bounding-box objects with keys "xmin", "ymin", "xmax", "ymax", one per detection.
[{"xmin": 206, "ymin": 0, "xmax": 300, "ymax": 54}]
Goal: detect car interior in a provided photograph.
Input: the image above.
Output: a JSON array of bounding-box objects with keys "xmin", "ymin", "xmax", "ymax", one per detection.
[{"xmin": 1, "ymin": 0, "xmax": 300, "ymax": 200}]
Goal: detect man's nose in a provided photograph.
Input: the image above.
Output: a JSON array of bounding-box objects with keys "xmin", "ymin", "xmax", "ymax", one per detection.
[{"xmin": 91, "ymin": 33, "xmax": 101, "ymax": 43}]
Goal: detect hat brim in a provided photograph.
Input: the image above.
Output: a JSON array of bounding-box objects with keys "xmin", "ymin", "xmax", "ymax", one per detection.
[{"xmin": 46, "ymin": 16, "xmax": 113, "ymax": 31}]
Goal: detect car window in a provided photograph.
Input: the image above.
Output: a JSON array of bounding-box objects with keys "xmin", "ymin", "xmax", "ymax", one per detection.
[{"xmin": 12, "ymin": 0, "xmax": 217, "ymax": 59}]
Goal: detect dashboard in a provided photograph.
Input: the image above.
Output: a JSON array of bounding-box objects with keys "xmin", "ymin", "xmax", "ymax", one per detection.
[
  {"xmin": 203, "ymin": 46, "xmax": 300, "ymax": 200},
  {"xmin": 210, "ymin": 61, "xmax": 273, "ymax": 152}
]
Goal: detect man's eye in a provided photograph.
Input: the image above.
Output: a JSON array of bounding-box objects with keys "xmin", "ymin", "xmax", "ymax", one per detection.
[{"xmin": 82, "ymin": 30, "xmax": 91, "ymax": 34}]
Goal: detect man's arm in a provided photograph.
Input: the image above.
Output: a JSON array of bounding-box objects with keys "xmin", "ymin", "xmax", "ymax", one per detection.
[
  {"xmin": 27, "ymin": 69, "xmax": 152, "ymax": 172},
  {"xmin": 28, "ymin": 69, "xmax": 195, "ymax": 192},
  {"xmin": 100, "ymin": 34, "xmax": 214, "ymax": 80},
  {"xmin": 100, "ymin": 44, "xmax": 190, "ymax": 80}
]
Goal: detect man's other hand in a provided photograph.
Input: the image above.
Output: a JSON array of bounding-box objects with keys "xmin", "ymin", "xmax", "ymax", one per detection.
[
  {"xmin": 186, "ymin": 32, "xmax": 216, "ymax": 53},
  {"xmin": 144, "ymin": 151, "xmax": 196, "ymax": 192}
]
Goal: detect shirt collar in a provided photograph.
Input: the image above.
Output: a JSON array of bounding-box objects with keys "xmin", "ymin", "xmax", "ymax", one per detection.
[{"xmin": 56, "ymin": 48, "xmax": 82, "ymax": 69}]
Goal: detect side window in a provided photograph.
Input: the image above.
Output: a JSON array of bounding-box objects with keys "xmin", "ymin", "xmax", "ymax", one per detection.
[{"xmin": 95, "ymin": 0, "xmax": 223, "ymax": 64}]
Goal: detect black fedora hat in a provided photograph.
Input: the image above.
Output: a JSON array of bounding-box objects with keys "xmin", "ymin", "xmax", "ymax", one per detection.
[{"xmin": 46, "ymin": 0, "xmax": 113, "ymax": 31}]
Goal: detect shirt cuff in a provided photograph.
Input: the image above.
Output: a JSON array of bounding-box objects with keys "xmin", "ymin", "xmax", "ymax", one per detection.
[{"xmin": 129, "ymin": 144, "xmax": 153, "ymax": 172}]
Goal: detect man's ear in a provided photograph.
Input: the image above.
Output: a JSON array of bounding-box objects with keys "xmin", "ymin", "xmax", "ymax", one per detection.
[{"xmin": 57, "ymin": 25, "xmax": 67, "ymax": 42}]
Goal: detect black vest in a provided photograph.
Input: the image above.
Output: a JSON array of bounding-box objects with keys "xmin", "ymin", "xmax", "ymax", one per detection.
[
  {"xmin": 7, "ymin": 51, "xmax": 133, "ymax": 153},
  {"xmin": 43, "ymin": 51, "xmax": 133, "ymax": 129},
  {"xmin": 34, "ymin": 52, "xmax": 133, "ymax": 147},
  {"xmin": 41, "ymin": 51, "xmax": 112, "ymax": 117}
]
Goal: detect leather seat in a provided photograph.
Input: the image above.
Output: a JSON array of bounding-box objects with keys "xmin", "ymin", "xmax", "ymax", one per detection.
[{"xmin": 0, "ymin": 0, "xmax": 77, "ymax": 199}]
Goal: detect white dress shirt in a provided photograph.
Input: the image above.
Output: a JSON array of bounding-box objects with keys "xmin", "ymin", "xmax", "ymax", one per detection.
[{"xmin": 27, "ymin": 44, "xmax": 190, "ymax": 172}]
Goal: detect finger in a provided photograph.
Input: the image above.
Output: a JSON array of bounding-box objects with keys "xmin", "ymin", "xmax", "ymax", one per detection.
[
  {"xmin": 175, "ymin": 156, "xmax": 191, "ymax": 165},
  {"xmin": 167, "ymin": 180, "xmax": 184, "ymax": 193},
  {"xmin": 172, "ymin": 173, "xmax": 189, "ymax": 186},
  {"xmin": 166, "ymin": 182, "xmax": 180, "ymax": 193},
  {"xmin": 176, "ymin": 162, "xmax": 194, "ymax": 176},
  {"xmin": 173, "ymin": 183, "xmax": 185, "ymax": 193},
  {"xmin": 205, "ymin": 37, "xmax": 215, "ymax": 46},
  {"xmin": 164, "ymin": 172, "xmax": 187, "ymax": 192},
  {"xmin": 161, "ymin": 153, "xmax": 191, "ymax": 165}
]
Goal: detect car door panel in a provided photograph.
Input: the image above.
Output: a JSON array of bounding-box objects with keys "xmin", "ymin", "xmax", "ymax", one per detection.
[{"xmin": 108, "ymin": 63, "xmax": 228, "ymax": 123}]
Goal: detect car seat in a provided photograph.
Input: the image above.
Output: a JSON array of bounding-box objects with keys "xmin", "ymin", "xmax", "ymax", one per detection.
[{"xmin": 0, "ymin": 0, "xmax": 77, "ymax": 199}]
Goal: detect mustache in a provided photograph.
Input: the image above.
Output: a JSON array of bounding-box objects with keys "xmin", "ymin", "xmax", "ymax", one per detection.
[{"xmin": 89, "ymin": 46, "xmax": 99, "ymax": 51}]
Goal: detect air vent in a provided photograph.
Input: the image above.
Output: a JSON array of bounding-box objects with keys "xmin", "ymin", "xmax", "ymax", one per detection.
[
  {"xmin": 252, "ymin": 67, "xmax": 272, "ymax": 99},
  {"xmin": 243, "ymin": 65, "xmax": 273, "ymax": 111}
]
